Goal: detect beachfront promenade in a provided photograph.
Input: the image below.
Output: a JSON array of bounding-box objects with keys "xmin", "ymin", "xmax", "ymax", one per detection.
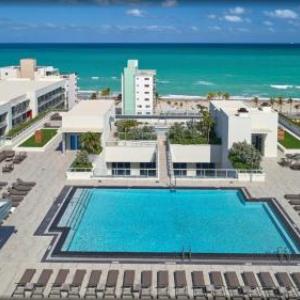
[{"xmin": 0, "ymin": 138, "xmax": 300, "ymax": 297}]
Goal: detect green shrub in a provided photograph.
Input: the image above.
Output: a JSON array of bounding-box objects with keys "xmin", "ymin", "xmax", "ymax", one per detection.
[
  {"xmin": 71, "ymin": 150, "xmax": 93, "ymax": 171},
  {"xmin": 228, "ymin": 141, "xmax": 262, "ymax": 170}
]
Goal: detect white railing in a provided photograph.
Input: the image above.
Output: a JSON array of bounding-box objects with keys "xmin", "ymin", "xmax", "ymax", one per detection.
[
  {"xmin": 173, "ymin": 168, "xmax": 264, "ymax": 180},
  {"xmin": 105, "ymin": 140, "xmax": 157, "ymax": 147}
]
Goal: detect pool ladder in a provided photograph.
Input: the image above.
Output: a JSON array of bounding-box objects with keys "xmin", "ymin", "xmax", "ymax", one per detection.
[
  {"xmin": 277, "ymin": 247, "xmax": 291, "ymax": 262},
  {"xmin": 181, "ymin": 247, "xmax": 192, "ymax": 261}
]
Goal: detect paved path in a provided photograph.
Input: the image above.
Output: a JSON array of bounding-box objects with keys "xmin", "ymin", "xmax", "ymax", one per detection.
[{"xmin": 157, "ymin": 134, "xmax": 169, "ymax": 185}]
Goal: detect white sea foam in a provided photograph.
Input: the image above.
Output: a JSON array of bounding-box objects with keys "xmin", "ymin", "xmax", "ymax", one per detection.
[
  {"xmin": 91, "ymin": 76, "xmax": 100, "ymax": 80},
  {"xmin": 195, "ymin": 80, "xmax": 215, "ymax": 86},
  {"xmin": 161, "ymin": 95, "xmax": 203, "ymax": 100},
  {"xmin": 295, "ymin": 86, "xmax": 300, "ymax": 89},
  {"xmin": 270, "ymin": 84, "xmax": 293, "ymax": 90},
  {"xmin": 157, "ymin": 79, "xmax": 170, "ymax": 84},
  {"xmin": 111, "ymin": 76, "xmax": 118, "ymax": 80}
]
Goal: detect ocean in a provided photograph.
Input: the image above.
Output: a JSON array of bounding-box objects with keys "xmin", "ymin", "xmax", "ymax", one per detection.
[{"xmin": 0, "ymin": 43, "xmax": 300, "ymax": 98}]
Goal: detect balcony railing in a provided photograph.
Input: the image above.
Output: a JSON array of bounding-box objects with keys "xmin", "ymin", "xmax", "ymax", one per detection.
[{"xmin": 173, "ymin": 168, "xmax": 263, "ymax": 179}]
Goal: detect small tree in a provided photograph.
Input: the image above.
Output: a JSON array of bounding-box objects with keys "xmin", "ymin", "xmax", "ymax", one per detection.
[
  {"xmin": 101, "ymin": 88, "xmax": 111, "ymax": 96},
  {"xmin": 90, "ymin": 92, "xmax": 97, "ymax": 100},
  {"xmin": 287, "ymin": 97, "xmax": 293, "ymax": 114},
  {"xmin": 277, "ymin": 96, "xmax": 284, "ymax": 112},
  {"xmin": 228, "ymin": 141, "xmax": 262, "ymax": 170},
  {"xmin": 253, "ymin": 96, "xmax": 259, "ymax": 107},
  {"xmin": 200, "ymin": 111, "xmax": 214, "ymax": 143},
  {"xmin": 80, "ymin": 132, "xmax": 102, "ymax": 154},
  {"xmin": 223, "ymin": 92, "xmax": 230, "ymax": 100},
  {"xmin": 269, "ymin": 97, "xmax": 275, "ymax": 108}
]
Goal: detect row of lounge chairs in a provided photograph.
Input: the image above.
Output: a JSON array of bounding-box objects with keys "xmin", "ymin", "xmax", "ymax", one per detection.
[
  {"xmin": 279, "ymin": 154, "xmax": 300, "ymax": 170},
  {"xmin": 284, "ymin": 194, "xmax": 300, "ymax": 216},
  {"xmin": 1, "ymin": 151, "xmax": 27, "ymax": 173},
  {"xmin": 12, "ymin": 269, "xmax": 300, "ymax": 299},
  {"xmin": 0, "ymin": 150, "xmax": 15, "ymax": 163},
  {"xmin": 1, "ymin": 178, "xmax": 36, "ymax": 207}
]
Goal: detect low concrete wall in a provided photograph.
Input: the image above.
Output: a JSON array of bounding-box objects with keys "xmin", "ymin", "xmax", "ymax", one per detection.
[
  {"xmin": 66, "ymin": 171, "xmax": 93, "ymax": 180},
  {"xmin": 237, "ymin": 172, "xmax": 266, "ymax": 182}
]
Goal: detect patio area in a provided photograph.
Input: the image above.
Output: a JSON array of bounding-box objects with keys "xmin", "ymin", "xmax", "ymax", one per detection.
[{"xmin": 0, "ymin": 137, "xmax": 300, "ymax": 297}]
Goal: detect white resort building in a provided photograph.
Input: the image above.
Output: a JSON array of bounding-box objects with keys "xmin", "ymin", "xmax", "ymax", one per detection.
[
  {"xmin": 121, "ymin": 60, "xmax": 156, "ymax": 116},
  {"xmin": 62, "ymin": 100, "xmax": 158, "ymax": 178},
  {"xmin": 0, "ymin": 58, "xmax": 78, "ymax": 138},
  {"xmin": 0, "ymin": 80, "xmax": 66, "ymax": 138},
  {"xmin": 169, "ymin": 100, "xmax": 278, "ymax": 178}
]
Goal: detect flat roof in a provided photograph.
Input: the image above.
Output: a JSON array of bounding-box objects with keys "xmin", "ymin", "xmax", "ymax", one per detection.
[
  {"xmin": 105, "ymin": 145, "xmax": 156, "ymax": 162},
  {"xmin": 66, "ymin": 100, "xmax": 114, "ymax": 117},
  {"xmin": 211, "ymin": 100, "xmax": 274, "ymax": 116},
  {"xmin": 0, "ymin": 79, "xmax": 64, "ymax": 105}
]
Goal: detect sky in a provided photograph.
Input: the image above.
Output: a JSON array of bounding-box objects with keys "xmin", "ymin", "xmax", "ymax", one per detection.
[{"xmin": 0, "ymin": 1, "xmax": 300, "ymax": 43}]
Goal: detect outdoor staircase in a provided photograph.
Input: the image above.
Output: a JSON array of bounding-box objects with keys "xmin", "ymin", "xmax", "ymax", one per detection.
[{"xmin": 157, "ymin": 134, "xmax": 172, "ymax": 185}]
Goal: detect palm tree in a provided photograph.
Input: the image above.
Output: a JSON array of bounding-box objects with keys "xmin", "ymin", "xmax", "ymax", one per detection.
[
  {"xmin": 207, "ymin": 92, "xmax": 215, "ymax": 101},
  {"xmin": 90, "ymin": 92, "xmax": 97, "ymax": 100},
  {"xmin": 217, "ymin": 91, "xmax": 223, "ymax": 100},
  {"xmin": 223, "ymin": 92, "xmax": 230, "ymax": 100},
  {"xmin": 101, "ymin": 88, "xmax": 111, "ymax": 96},
  {"xmin": 79, "ymin": 132, "xmax": 102, "ymax": 154},
  {"xmin": 287, "ymin": 97, "xmax": 293, "ymax": 114},
  {"xmin": 201, "ymin": 111, "xmax": 215, "ymax": 143},
  {"xmin": 277, "ymin": 96, "xmax": 284, "ymax": 113},
  {"xmin": 269, "ymin": 97, "xmax": 275, "ymax": 108},
  {"xmin": 252, "ymin": 96, "xmax": 259, "ymax": 107}
]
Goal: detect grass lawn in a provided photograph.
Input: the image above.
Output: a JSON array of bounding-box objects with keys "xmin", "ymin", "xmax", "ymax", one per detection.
[
  {"xmin": 279, "ymin": 131, "xmax": 300, "ymax": 149},
  {"xmin": 20, "ymin": 129, "xmax": 58, "ymax": 147}
]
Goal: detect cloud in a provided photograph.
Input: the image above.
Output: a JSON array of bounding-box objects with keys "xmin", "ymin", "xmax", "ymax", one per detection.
[
  {"xmin": 263, "ymin": 20, "xmax": 273, "ymax": 26},
  {"xmin": 266, "ymin": 9, "xmax": 298, "ymax": 19},
  {"xmin": 229, "ymin": 6, "xmax": 245, "ymax": 15},
  {"xmin": 126, "ymin": 8, "xmax": 144, "ymax": 17},
  {"xmin": 207, "ymin": 14, "xmax": 217, "ymax": 19},
  {"xmin": 209, "ymin": 25, "xmax": 221, "ymax": 31},
  {"xmin": 161, "ymin": 0, "xmax": 177, "ymax": 8},
  {"xmin": 224, "ymin": 15, "xmax": 243, "ymax": 22},
  {"xmin": 190, "ymin": 26, "xmax": 199, "ymax": 31}
]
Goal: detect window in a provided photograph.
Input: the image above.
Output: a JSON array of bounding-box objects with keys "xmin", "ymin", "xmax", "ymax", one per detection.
[
  {"xmin": 196, "ymin": 163, "xmax": 215, "ymax": 169},
  {"xmin": 137, "ymin": 105, "xmax": 142, "ymax": 108},
  {"xmin": 144, "ymin": 85, "xmax": 150, "ymax": 88},
  {"xmin": 196, "ymin": 163, "xmax": 215, "ymax": 177},
  {"xmin": 144, "ymin": 78, "xmax": 150, "ymax": 81},
  {"xmin": 140, "ymin": 162, "xmax": 156, "ymax": 176},
  {"xmin": 112, "ymin": 162, "xmax": 130, "ymax": 176},
  {"xmin": 146, "ymin": 105, "xmax": 150, "ymax": 108},
  {"xmin": 145, "ymin": 91, "xmax": 150, "ymax": 94},
  {"xmin": 173, "ymin": 163, "xmax": 187, "ymax": 176}
]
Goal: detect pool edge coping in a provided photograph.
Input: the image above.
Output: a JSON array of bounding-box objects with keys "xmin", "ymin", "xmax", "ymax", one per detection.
[{"xmin": 35, "ymin": 185, "xmax": 300, "ymax": 265}]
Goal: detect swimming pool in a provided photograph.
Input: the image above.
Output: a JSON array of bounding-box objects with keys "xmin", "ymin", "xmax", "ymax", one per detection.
[{"xmin": 52, "ymin": 188, "xmax": 300, "ymax": 257}]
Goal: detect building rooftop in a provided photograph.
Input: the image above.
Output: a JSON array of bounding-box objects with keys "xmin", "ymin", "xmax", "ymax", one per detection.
[
  {"xmin": 105, "ymin": 144, "xmax": 156, "ymax": 162},
  {"xmin": 66, "ymin": 100, "xmax": 114, "ymax": 117},
  {"xmin": 0, "ymin": 79, "xmax": 64, "ymax": 105},
  {"xmin": 61, "ymin": 100, "xmax": 114, "ymax": 133},
  {"xmin": 211, "ymin": 100, "xmax": 274, "ymax": 116}
]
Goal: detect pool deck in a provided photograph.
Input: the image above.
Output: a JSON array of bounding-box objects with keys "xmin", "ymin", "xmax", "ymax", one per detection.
[{"xmin": 0, "ymin": 139, "xmax": 300, "ymax": 297}]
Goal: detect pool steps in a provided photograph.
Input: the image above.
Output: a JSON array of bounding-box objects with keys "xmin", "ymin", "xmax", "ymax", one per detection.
[{"xmin": 59, "ymin": 188, "xmax": 92, "ymax": 250}]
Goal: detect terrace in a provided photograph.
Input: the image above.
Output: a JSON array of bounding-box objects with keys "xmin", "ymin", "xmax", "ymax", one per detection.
[{"xmin": 1, "ymin": 137, "xmax": 300, "ymax": 298}]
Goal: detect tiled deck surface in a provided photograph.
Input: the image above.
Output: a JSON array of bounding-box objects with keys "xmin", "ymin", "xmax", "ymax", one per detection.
[{"xmin": 0, "ymin": 139, "xmax": 300, "ymax": 297}]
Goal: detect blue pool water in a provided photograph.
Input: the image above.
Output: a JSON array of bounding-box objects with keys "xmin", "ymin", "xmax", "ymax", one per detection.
[{"xmin": 60, "ymin": 188, "xmax": 300, "ymax": 254}]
